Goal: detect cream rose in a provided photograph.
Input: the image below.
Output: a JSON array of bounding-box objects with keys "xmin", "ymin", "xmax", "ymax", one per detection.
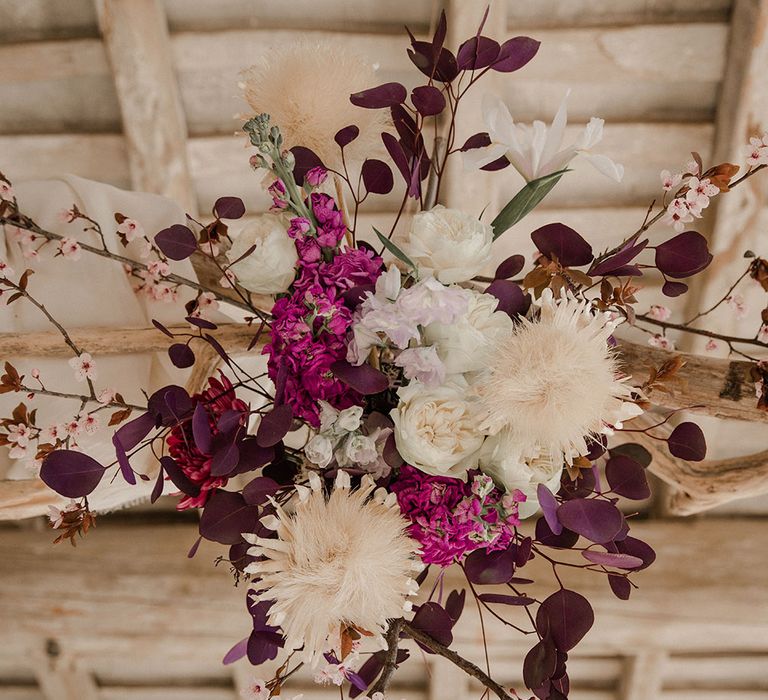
[
  {"xmin": 424, "ymin": 289, "xmax": 513, "ymax": 375},
  {"xmin": 405, "ymin": 205, "xmax": 493, "ymax": 283},
  {"xmin": 227, "ymin": 214, "xmax": 298, "ymax": 295},
  {"xmin": 391, "ymin": 380, "xmax": 484, "ymax": 478},
  {"xmin": 478, "ymin": 431, "xmax": 563, "ymax": 518}
]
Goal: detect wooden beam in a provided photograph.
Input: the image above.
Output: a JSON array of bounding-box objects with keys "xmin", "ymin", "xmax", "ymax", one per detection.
[
  {"xmin": 619, "ymin": 651, "xmax": 667, "ymax": 700},
  {"xmin": 32, "ymin": 641, "xmax": 99, "ymax": 700},
  {"xmin": 95, "ymin": 0, "xmax": 196, "ymax": 213}
]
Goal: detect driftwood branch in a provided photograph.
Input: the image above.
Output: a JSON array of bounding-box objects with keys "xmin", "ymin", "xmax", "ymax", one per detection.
[{"xmin": 401, "ymin": 621, "xmax": 514, "ymax": 700}]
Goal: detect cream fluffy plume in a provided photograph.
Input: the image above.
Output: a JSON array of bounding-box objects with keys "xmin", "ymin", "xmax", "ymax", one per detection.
[
  {"xmin": 244, "ymin": 472, "xmax": 419, "ymax": 665},
  {"xmin": 240, "ymin": 40, "xmax": 390, "ymax": 170},
  {"xmin": 473, "ymin": 289, "xmax": 641, "ymax": 462}
]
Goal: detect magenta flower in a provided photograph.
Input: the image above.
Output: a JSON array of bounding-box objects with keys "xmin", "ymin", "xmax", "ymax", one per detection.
[{"xmin": 390, "ymin": 466, "xmax": 523, "ymax": 567}]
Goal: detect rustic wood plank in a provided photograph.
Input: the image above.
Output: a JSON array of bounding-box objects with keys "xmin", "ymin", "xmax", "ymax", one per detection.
[
  {"xmin": 96, "ymin": 0, "xmax": 196, "ymax": 213},
  {"xmin": 32, "ymin": 643, "xmax": 99, "ymax": 700},
  {"xmin": 620, "ymin": 651, "xmax": 667, "ymax": 700}
]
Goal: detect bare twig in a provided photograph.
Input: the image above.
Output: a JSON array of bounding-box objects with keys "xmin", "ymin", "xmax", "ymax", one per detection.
[{"xmin": 368, "ymin": 618, "xmax": 405, "ymax": 696}]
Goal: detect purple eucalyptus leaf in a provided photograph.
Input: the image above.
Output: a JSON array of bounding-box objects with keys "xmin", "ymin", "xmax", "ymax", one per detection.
[
  {"xmin": 234, "ymin": 440, "xmax": 276, "ymax": 476},
  {"xmin": 494, "ymin": 254, "xmax": 526, "ymax": 280},
  {"xmin": 461, "ymin": 132, "xmax": 490, "ymax": 151},
  {"xmin": 608, "ymin": 573, "xmax": 631, "ymax": 600},
  {"xmin": 588, "ymin": 239, "xmax": 648, "ymax": 276},
  {"xmin": 112, "ymin": 435, "xmax": 137, "ymax": 486},
  {"xmin": 407, "ymin": 41, "xmax": 459, "ymax": 82},
  {"xmin": 531, "ymin": 223, "xmax": 593, "ymax": 267},
  {"xmin": 350, "ymin": 82, "xmax": 407, "ymax": 108},
  {"xmin": 515, "ymin": 537, "xmax": 532, "ymax": 568},
  {"xmin": 222, "ymin": 637, "xmax": 249, "ymax": 665},
  {"xmin": 242, "ymin": 476, "xmax": 281, "ymax": 506},
  {"xmin": 557, "ymin": 499, "xmax": 624, "ymax": 543},
  {"xmin": 148, "ymin": 385, "xmax": 193, "ymax": 426},
  {"xmin": 445, "ymin": 589, "xmax": 466, "ymax": 623},
  {"xmin": 484, "ymin": 279, "xmax": 531, "ymax": 319},
  {"xmin": 331, "ymin": 360, "xmax": 389, "ymax": 394},
  {"xmin": 524, "ymin": 638, "xmax": 557, "ymax": 691},
  {"xmin": 383, "ymin": 432, "xmax": 404, "ymax": 469},
  {"xmin": 256, "ymin": 404, "xmax": 294, "ymax": 448},
  {"xmin": 349, "ymin": 652, "xmax": 385, "ymax": 698},
  {"xmin": 247, "ymin": 630, "xmax": 283, "ymax": 666},
  {"xmin": 615, "ymin": 536, "xmax": 656, "ymax": 570},
  {"xmin": 152, "ymin": 319, "xmax": 174, "ymax": 338},
  {"xmin": 655, "ymin": 231, "xmax": 713, "ymax": 278},
  {"xmin": 667, "ymin": 421, "xmax": 707, "ymax": 461},
  {"xmin": 40, "ymin": 450, "xmax": 106, "ymax": 498},
  {"xmin": 536, "ymin": 589, "xmax": 594, "ymax": 651},
  {"xmin": 335, "ymin": 124, "xmax": 360, "ymax": 148},
  {"xmin": 662, "ymin": 280, "xmax": 689, "ymax": 297},
  {"xmin": 343, "ymin": 284, "xmax": 375, "ymax": 308},
  {"xmin": 609, "ymin": 442, "xmax": 652, "ymax": 468},
  {"xmin": 362, "ymin": 159, "xmax": 394, "ymax": 195},
  {"xmin": 168, "ymin": 342, "xmax": 195, "ymax": 369},
  {"xmin": 160, "ymin": 455, "xmax": 200, "ymax": 497},
  {"xmin": 464, "ymin": 547, "xmax": 516, "ymax": 584},
  {"xmin": 213, "ymin": 196, "xmax": 245, "ymax": 220},
  {"xmin": 585, "ymin": 435, "xmax": 608, "ymax": 460},
  {"xmin": 535, "ymin": 516, "xmax": 579, "ymax": 549},
  {"xmin": 154, "ymin": 224, "xmax": 197, "ymax": 260},
  {"xmin": 114, "ymin": 411, "xmax": 156, "ymax": 451},
  {"xmin": 210, "ymin": 440, "xmax": 240, "ymax": 477},
  {"xmin": 493, "ymin": 36, "xmax": 541, "ymax": 72},
  {"xmin": 150, "ymin": 464, "xmax": 164, "ymax": 503},
  {"xmin": 582, "ymin": 550, "xmax": 644, "ymax": 569},
  {"xmin": 605, "ymin": 454, "xmax": 650, "ymax": 500},
  {"xmin": 186, "ymin": 316, "xmax": 217, "ymax": 330},
  {"xmin": 537, "ymin": 483, "xmax": 563, "ymax": 535},
  {"xmin": 198, "ymin": 489, "xmax": 259, "ymax": 545},
  {"xmin": 457, "ymin": 35, "xmax": 500, "ymax": 70},
  {"xmin": 410, "ymin": 602, "xmax": 453, "ymax": 648},
  {"xmin": 479, "ymin": 593, "xmax": 535, "ymax": 606},
  {"xmin": 381, "ymin": 132, "xmax": 410, "ymax": 184},
  {"xmin": 559, "ymin": 468, "xmax": 596, "ymax": 500},
  {"xmin": 411, "ymin": 85, "xmax": 446, "ymax": 116},
  {"xmin": 290, "ymin": 146, "xmax": 325, "ymax": 185},
  {"xmin": 217, "ymin": 409, "xmax": 243, "ymax": 437}
]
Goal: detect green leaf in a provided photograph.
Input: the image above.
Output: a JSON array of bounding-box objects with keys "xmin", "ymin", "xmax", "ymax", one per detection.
[
  {"xmin": 373, "ymin": 227, "xmax": 417, "ymax": 271},
  {"xmin": 491, "ymin": 169, "xmax": 569, "ymax": 240}
]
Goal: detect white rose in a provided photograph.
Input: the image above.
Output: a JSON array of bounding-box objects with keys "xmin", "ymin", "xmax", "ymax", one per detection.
[
  {"xmin": 405, "ymin": 205, "xmax": 493, "ymax": 283},
  {"xmin": 478, "ymin": 431, "xmax": 563, "ymax": 519},
  {"xmin": 305, "ymin": 434, "xmax": 334, "ymax": 468},
  {"xmin": 227, "ymin": 214, "xmax": 298, "ymax": 295},
  {"xmin": 424, "ymin": 289, "xmax": 513, "ymax": 375},
  {"xmin": 391, "ymin": 380, "xmax": 485, "ymax": 479}
]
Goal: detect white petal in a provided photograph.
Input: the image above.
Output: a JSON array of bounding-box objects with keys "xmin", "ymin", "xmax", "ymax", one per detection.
[
  {"xmin": 540, "ymin": 90, "xmax": 570, "ymax": 169},
  {"xmin": 575, "ymin": 117, "xmax": 604, "ymax": 150},
  {"xmin": 481, "ymin": 92, "xmax": 515, "ymax": 144},
  {"xmin": 462, "ymin": 143, "xmax": 509, "ymax": 171},
  {"xmin": 582, "ymin": 152, "xmax": 624, "ymax": 181}
]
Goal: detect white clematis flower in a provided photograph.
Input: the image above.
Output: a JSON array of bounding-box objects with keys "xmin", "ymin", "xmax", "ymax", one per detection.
[{"xmin": 464, "ymin": 92, "xmax": 624, "ymax": 183}]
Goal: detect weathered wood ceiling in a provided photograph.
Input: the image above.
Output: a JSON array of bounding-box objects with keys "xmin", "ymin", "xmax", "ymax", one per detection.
[{"xmin": 1, "ymin": 1, "xmax": 768, "ymax": 698}]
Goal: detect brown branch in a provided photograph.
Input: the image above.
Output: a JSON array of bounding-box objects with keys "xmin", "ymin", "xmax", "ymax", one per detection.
[
  {"xmin": 634, "ymin": 314, "xmax": 767, "ymax": 350},
  {"xmin": 0, "ymin": 213, "xmax": 260, "ymax": 316},
  {"xmin": 368, "ymin": 618, "xmax": 404, "ymax": 696},
  {"xmin": 401, "ymin": 622, "xmax": 513, "ymax": 700}
]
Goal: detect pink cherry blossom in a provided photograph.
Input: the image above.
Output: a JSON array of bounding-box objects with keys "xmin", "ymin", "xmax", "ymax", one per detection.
[
  {"xmin": 59, "ymin": 237, "xmax": 83, "ymax": 260},
  {"xmin": 68, "ymin": 352, "xmax": 98, "ymax": 382},
  {"xmin": 57, "ymin": 208, "xmax": 77, "ymax": 224},
  {"xmin": 661, "ymin": 197, "xmax": 694, "ymax": 232},
  {"xmin": 240, "ymin": 678, "xmax": 269, "ymax": 700},
  {"xmin": 0, "ymin": 259, "xmax": 14, "ymax": 278},
  {"xmin": 758, "ymin": 325, "xmax": 768, "ymax": 344},
  {"xmin": 705, "ymin": 339, "xmax": 719, "ymax": 352},
  {"xmin": 64, "ymin": 418, "xmax": 83, "ymax": 437},
  {"xmin": 726, "ymin": 293, "xmax": 748, "ymax": 319},
  {"xmin": 743, "ymin": 134, "xmax": 768, "ymax": 167},
  {"xmin": 685, "ymin": 159, "xmax": 701, "ymax": 176},
  {"xmin": 31, "ymin": 368, "xmax": 40, "ymax": 380},
  {"xmin": 193, "ymin": 291, "xmax": 219, "ymax": 318},
  {"xmin": 647, "ymin": 304, "xmax": 671, "ymax": 322},
  {"xmin": 97, "ymin": 388, "xmax": 117, "ymax": 404},
  {"xmin": 219, "ymin": 269, "xmax": 237, "ymax": 288},
  {"xmin": 0, "ymin": 180, "xmax": 14, "ymax": 201},
  {"xmin": 117, "ymin": 217, "xmax": 145, "ymax": 242},
  {"xmin": 78, "ymin": 414, "xmax": 100, "ymax": 435},
  {"xmin": 7, "ymin": 423, "xmax": 30, "ymax": 447},
  {"xmin": 147, "ymin": 260, "xmax": 170, "ymax": 278},
  {"xmin": 648, "ymin": 334, "xmax": 675, "ymax": 351},
  {"xmin": 41, "ymin": 423, "xmax": 64, "ymax": 443},
  {"xmin": 660, "ymin": 169, "xmax": 682, "ymax": 191},
  {"xmin": 685, "ymin": 177, "xmax": 718, "ymax": 210}
]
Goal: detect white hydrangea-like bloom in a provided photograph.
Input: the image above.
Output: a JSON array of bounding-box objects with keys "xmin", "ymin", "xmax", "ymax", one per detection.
[
  {"xmin": 472, "ymin": 289, "xmax": 642, "ymax": 463},
  {"xmin": 244, "ymin": 472, "xmax": 419, "ymax": 665}
]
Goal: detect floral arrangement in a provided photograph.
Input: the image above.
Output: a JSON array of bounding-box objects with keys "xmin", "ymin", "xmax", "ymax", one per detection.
[{"xmin": 2, "ymin": 10, "xmax": 768, "ymax": 700}]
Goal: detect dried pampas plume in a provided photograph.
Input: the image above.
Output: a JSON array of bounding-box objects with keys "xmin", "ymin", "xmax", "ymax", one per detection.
[{"xmin": 240, "ymin": 40, "xmax": 390, "ymax": 170}]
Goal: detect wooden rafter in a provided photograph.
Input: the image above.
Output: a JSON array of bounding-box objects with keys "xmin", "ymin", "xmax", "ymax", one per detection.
[{"xmin": 95, "ymin": 0, "xmax": 197, "ymax": 214}]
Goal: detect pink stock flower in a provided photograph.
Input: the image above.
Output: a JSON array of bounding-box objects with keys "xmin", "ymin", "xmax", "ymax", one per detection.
[
  {"xmin": 167, "ymin": 373, "xmax": 248, "ymax": 510},
  {"xmin": 305, "ymin": 166, "xmax": 328, "ymax": 187},
  {"xmin": 391, "ymin": 466, "xmax": 524, "ymax": 567}
]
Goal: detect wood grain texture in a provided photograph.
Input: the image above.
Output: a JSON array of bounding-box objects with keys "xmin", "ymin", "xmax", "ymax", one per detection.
[{"xmin": 96, "ymin": 0, "xmax": 196, "ymax": 213}]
